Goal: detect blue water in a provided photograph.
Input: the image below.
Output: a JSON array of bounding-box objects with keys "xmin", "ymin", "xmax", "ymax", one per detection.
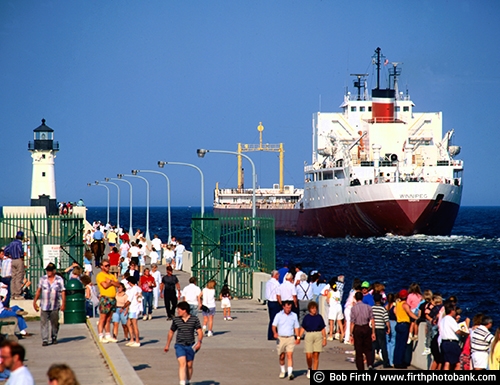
[{"xmin": 87, "ymin": 206, "xmax": 500, "ymax": 327}]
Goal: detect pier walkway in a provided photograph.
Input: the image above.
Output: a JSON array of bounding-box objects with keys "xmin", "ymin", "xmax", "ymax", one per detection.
[{"xmin": 10, "ymin": 267, "xmax": 416, "ymax": 385}]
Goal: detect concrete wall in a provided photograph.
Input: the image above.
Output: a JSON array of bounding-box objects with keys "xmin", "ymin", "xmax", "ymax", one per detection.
[{"xmin": 252, "ymin": 272, "xmax": 270, "ymax": 302}]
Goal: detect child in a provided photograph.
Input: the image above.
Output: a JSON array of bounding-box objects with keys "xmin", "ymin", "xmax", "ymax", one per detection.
[
  {"xmin": 112, "ymin": 283, "xmax": 130, "ymax": 341},
  {"xmin": 125, "ymin": 276, "xmax": 142, "ymax": 347},
  {"xmin": 119, "ymin": 256, "xmax": 128, "ymax": 277},
  {"xmin": 84, "ymin": 251, "xmax": 93, "ymax": 277},
  {"xmin": 220, "ymin": 284, "xmax": 233, "ymax": 321},
  {"xmin": 149, "ymin": 247, "xmax": 159, "ymax": 265},
  {"xmin": 407, "ymin": 283, "xmax": 423, "ymax": 341},
  {"xmin": 81, "ymin": 275, "xmax": 99, "ymax": 318}
]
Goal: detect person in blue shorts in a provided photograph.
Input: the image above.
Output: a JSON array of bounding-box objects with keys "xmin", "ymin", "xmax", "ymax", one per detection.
[{"xmin": 164, "ymin": 301, "xmax": 203, "ymax": 385}]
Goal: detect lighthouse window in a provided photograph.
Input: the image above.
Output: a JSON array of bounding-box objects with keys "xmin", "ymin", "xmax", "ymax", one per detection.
[
  {"xmin": 351, "ymin": 107, "xmax": 357, "ymax": 112},
  {"xmin": 42, "ymin": 172, "xmax": 46, "ymax": 177}
]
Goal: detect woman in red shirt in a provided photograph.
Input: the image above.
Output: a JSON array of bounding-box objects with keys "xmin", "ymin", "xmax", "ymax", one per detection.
[
  {"xmin": 108, "ymin": 247, "xmax": 121, "ymax": 277},
  {"xmin": 140, "ymin": 268, "xmax": 156, "ymax": 320}
]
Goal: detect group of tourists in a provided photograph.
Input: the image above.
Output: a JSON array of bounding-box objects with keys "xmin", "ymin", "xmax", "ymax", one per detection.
[{"xmin": 266, "ymin": 262, "xmax": 500, "ymax": 376}]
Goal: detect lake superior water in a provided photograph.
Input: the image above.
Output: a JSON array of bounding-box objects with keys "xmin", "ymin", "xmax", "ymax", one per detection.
[{"xmin": 87, "ymin": 206, "xmax": 500, "ymax": 327}]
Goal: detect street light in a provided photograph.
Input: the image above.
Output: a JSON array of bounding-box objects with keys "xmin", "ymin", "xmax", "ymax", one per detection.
[
  {"xmin": 102, "ymin": 178, "xmax": 120, "ymax": 229},
  {"xmin": 127, "ymin": 170, "xmax": 150, "ymax": 241},
  {"xmin": 115, "ymin": 175, "xmax": 133, "ymax": 234},
  {"xmin": 158, "ymin": 161, "xmax": 204, "ymax": 217},
  {"xmin": 136, "ymin": 169, "xmax": 172, "ymax": 243},
  {"xmin": 88, "ymin": 181, "xmax": 110, "ymax": 224},
  {"xmin": 196, "ymin": 149, "xmax": 256, "ymax": 219}
]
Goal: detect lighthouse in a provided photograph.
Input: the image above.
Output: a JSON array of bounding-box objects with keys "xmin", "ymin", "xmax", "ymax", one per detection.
[{"xmin": 28, "ymin": 119, "xmax": 59, "ymax": 215}]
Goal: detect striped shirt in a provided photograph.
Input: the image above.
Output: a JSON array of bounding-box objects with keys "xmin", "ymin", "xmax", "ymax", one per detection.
[
  {"xmin": 171, "ymin": 315, "xmax": 202, "ymax": 346},
  {"xmin": 470, "ymin": 325, "xmax": 494, "ymax": 352},
  {"xmin": 38, "ymin": 275, "xmax": 66, "ymax": 311},
  {"xmin": 372, "ymin": 304, "xmax": 389, "ymax": 329},
  {"xmin": 1, "ymin": 258, "xmax": 12, "ymax": 277}
]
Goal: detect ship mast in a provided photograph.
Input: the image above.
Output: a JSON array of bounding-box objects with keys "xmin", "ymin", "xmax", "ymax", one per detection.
[
  {"xmin": 238, "ymin": 122, "xmax": 285, "ymax": 193},
  {"xmin": 350, "ymin": 73, "xmax": 369, "ymax": 100}
]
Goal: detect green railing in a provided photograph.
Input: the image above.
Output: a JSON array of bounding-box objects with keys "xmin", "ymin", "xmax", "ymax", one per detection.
[
  {"xmin": 0, "ymin": 214, "xmax": 85, "ymax": 290},
  {"xmin": 191, "ymin": 215, "xmax": 275, "ymax": 298}
]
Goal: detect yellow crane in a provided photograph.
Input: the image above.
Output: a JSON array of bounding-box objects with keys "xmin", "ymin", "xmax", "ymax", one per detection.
[{"xmin": 237, "ymin": 122, "xmax": 285, "ymax": 193}]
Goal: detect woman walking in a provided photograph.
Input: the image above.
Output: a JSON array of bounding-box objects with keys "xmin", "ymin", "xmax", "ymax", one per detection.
[
  {"xmin": 139, "ymin": 268, "xmax": 156, "ymax": 320},
  {"xmin": 298, "ymin": 301, "xmax": 327, "ymax": 379},
  {"xmin": 200, "ymin": 280, "xmax": 217, "ymax": 337}
]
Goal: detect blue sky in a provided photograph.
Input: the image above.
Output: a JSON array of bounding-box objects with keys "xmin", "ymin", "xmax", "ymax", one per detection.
[{"xmin": 1, "ymin": 0, "xmax": 499, "ymax": 209}]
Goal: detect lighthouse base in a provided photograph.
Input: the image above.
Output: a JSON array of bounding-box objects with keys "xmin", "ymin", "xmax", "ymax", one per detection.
[{"xmin": 31, "ymin": 194, "xmax": 58, "ymax": 215}]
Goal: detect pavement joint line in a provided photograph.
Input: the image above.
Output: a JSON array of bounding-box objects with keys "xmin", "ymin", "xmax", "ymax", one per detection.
[{"xmin": 86, "ymin": 319, "xmax": 143, "ymax": 385}]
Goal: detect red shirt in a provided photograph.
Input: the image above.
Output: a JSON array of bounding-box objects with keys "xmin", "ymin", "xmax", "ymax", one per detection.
[
  {"xmin": 108, "ymin": 251, "xmax": 120, "ymax": 266},
  {"xmin": 140, "ymin": 275, "xmax": 155, "ymax": 292},
  {"xmin": 120, "ymin": 233, "xmax": 130, "ymax": 242}
]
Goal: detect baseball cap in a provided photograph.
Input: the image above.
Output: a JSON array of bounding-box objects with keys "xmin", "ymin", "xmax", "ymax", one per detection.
[
  {"xmin": 45, "ymin": 262, "xmax": 57, "ymax": 271},
  {"xmin": 16, "ymin": 231, "xmax": 24, "ymax": 238},
  {"xmin": 361, "ymin": 281, "xmax": 370, "ymax": 288},
  {"xmin": 399, "ymin": 289, "xmax": 409, "ymax": 299}
]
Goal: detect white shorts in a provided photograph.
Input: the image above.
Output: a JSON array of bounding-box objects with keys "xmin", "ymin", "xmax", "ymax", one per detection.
[
  {"xmin": 328, "ymin": 304, "xmax": 344, "ymax": 321},
  {"xmin": 84, "ymin": 264, "xmax": 92, "ymax": 273},
  {"xmin": 471, "ymin": 351, "xmax": 489, "ymax": 369},
  {"xmin": 221, "ymin": 297, "xmax": 231, "ymax": 309}
]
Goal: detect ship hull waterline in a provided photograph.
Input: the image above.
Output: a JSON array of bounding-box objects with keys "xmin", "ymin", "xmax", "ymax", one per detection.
[{"xmin": 213, "ymin": 199, "xmax": 460, "ymax": 238}]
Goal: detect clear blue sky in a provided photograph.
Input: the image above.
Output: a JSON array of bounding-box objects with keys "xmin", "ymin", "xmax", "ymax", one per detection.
[{"xmin": 1, "ymin": 0, "xmax": 499, "ymax": 209}]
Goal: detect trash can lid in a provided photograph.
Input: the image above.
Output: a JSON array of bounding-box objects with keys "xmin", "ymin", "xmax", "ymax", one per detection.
[{"xmin": 66, "ymin": 278, "xmax": 84, "ymax": 290}]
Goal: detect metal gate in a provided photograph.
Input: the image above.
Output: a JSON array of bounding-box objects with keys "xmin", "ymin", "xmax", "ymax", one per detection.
[
  {"xmin": 0, "ymin": 214, "xmax": 85, "ymax": 289},
  {"xmin": 191, "ymin": 215, "xmax": 275, "ymax": 298}
]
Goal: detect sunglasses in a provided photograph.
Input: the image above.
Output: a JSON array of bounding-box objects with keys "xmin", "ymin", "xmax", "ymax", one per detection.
[{"xmin": 102, "ymin": 264, "xmax": 110, "ymax": 268}]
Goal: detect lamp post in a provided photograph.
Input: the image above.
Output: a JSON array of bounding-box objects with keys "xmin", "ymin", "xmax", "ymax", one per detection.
[
  {"xmin": 126, "ymin": 170, "xmax": 150, "ymax": 241},
  {"xmin": 158, "ymin": 161, "xmax": 204, "ymax": 217},
  {"xmin": 102, "ymin": 179, "xmax": 120, "ymax": 229},
  {"xmin": 196, "ymin": 149, "xmax": 256, "ymax": 218},
  {"xmin": 88, "ymin": 182, "xmax": 110, "ymax": 224},
  {"xmin": 136, "ymin": 170, "xmax": 172, "ymax": 243},
  {"xmin": 115, "ymin": 175, "xmax": 133, "ymax": 234}
]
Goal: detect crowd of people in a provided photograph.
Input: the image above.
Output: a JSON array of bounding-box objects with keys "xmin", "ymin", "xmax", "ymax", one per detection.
[{"xmin": 266, "ymin": 262, "xmax": 500, "ymax": 375}]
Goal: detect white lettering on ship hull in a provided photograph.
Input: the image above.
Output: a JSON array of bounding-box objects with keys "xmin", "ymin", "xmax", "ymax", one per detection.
[{"xmin": 400, "ymin": 194, "xmax": 428, "ymax": 199}]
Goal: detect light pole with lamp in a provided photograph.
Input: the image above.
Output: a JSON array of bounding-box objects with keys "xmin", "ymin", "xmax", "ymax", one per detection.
[
  {"xmin": 126, "ymin": 170, "xmax": 151, "ymax": 241},
  {"xmin": 87, "ymin": 182, "xmax": 110, "ymax": 224},
  {"xmin": 136, "ymin": 169, "xmax": 172, "ymax": 243},
  {"xmin": 115, "ymin": 175, "xmax": 133, "ymax": 235},
  {"xmin": 157, "ymin": 161, "xmax": 204, "ymax": 217},
  {"xmin": 196, "ymin": 149, "xmax": 257, "ymax": 268},
  {"xmin": 102, "ymin": 179, "xmax": 120, "ymax": 229}
]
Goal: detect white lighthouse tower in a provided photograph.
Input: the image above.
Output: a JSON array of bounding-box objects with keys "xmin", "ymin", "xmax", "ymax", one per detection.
[{"xmin": 28, "ymin": 119, "xmax": 59, "ymax": 215}]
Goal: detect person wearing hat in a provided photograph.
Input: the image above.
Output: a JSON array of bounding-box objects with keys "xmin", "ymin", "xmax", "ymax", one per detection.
[
  {"xmin": 361, "ymin": 281, "xmax": 374, "ymax": 306},
  {"xmin": 33, "ymin": 262, "xmax": 66, "ymax": 346},
  {"xmin": 3, "ymin": 231, "xmax": 26, "ymax": 300},
  {"xmin": 393, "ymin": 289, "xmax": 418, "ymax": 368}
]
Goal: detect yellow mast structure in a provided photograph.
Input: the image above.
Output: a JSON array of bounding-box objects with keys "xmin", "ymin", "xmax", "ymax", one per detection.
[{"xmin": 238, "ymin": 122, "xmax": 285, "ymax": 193}]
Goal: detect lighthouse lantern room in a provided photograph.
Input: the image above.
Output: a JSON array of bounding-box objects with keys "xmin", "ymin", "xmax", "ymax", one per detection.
[{"xmin": 28, "ymin": 119, "xmax": 60, "ymax": 215}]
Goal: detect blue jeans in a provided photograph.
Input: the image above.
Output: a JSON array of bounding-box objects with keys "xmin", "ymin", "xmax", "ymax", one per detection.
[
  {"xmin": 142, "ymin": 291, "xmax": 153, "ymax": 315},
  {"xmin": 394, "ymin": 322, "xmax": 410, "ymax": 367},
  {"xmin": 0, "ymin": 305, "xmax": 27, "ymax": 331},
  {"xmin": 386, "ymin": 319, "xmax": 397, "ymax": 366}
]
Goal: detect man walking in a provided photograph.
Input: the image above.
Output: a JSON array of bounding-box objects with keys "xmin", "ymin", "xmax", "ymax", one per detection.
[
  {"xmin": 350, "ymin": 291, "xmax": 376, "ymax": 370},
  {"xmin": 160, "ymin": 266, "xmax": 181, "ymax": 320},
  {"xmin": 266, "ymin": 270, "xmax": 281, "ymax": 340},
  {"xmin": 33, "ymin": 262, "xmax": 66, "ymax": 346},
  {"xmin": 272, "ymin": 301, "xmax": 300, "ymax": 380},
  {"xmin": 0, "ymin": 341, "xmax": 34, "ymax": 384},
  {"xmin": 164, "ymin": 301, "xmax": 203, "ymax": 385},
  {"xmin": 3, "ymin": 231, "xmax": 25, "ymax": 300}
]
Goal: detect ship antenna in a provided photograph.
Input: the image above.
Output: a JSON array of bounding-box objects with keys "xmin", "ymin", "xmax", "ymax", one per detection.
[
  {"xmin": 389, "ymin": 62, "xmax": 403, "ymax": 96},
  {"xmin": 350, "ymin": 73, "xmax": 369, "ymax": 100},
  {"xmin": 372, "ymin": 47, "xmax": 385, "ymax": 89}
]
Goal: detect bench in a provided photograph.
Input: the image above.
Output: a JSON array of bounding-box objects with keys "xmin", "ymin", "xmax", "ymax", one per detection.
[{"xmin": 0, "ymin": 317, "xmax": 18, "ymax": 342}]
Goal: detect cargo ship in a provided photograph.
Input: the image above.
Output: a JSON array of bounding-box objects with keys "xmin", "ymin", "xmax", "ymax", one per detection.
[{"xmin": 213, "ymin": 48, "xmax": 463, "ymax": 237}]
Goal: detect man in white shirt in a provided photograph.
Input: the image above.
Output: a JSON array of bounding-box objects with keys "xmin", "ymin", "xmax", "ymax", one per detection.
[
  {"xmin": 438, "ymin": 302, "xmax": 467, "ymax": 370},
  {"xmin": 174, "ymin": 240, "xmax": 186, "ymax": 271},
  {"xmin": 277, "ymin": 273, "xmax": 299, "ymax": 318},
  {"xmin": 0, "ymin": 341, "xmax": 34, "ymax": 385},
  {"xmin": 151, "ymin": 234, "xmax": 163, "ymax": 263},
  {"xmin": 265, "ymin": 270, "xmax": 281, "ymax": 340},
  {"xmin": 293, "ymin": 264, "xmax": 306, "ymax": 286},
  {"xmin": 181, "ymin": 277, "xmax": 201, "ymax": 316}
]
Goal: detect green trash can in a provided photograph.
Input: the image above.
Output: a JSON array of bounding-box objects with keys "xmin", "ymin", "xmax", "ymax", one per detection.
[{"xmin": 64, "ymin": 279, "xmax": 86, "ymax": 324}]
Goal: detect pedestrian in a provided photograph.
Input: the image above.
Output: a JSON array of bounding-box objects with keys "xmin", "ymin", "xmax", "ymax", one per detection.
[
  {"xmin": 81, "ymin": 275, "xmax": 98, "ymax": 318},
  {"xmin": 272, "ymin": 301, "xmax": 300, "ymax": 380},
  {"xmin": 0, "ymin": 248, "xmax": 12, "ymax": 307},
  {"xmin": 125, "ymin": 276, "xmax": 142, "ymax": 347},
  {"xmin": 219, "ymin": 284, "xmax": 233, "ymax": 321},
  {"xmin": 385, "ymin": 293, "xmax": 397, "ymax": 367},
  {"xmin": 164, "ymin": 301, "xmax": 203, "ymax": 385},
  {"xmin": 407, "ymin": 282, "xmax": 423, "ymax": 341},
  {"xmin": 83, "ymin": 250, "xmax": 93, "ymax": 277},
  {"xmin": 393, "ymin": 289, "xmax": 418, "ymax": 369},
  {"xmin": 96, "ymin": 259, "xmax": 121, "ymax": 344},
  {"xmin": 0, "ymin": 341, "xmax": 34, "ymax": 384},
  {"xmin": 489, "ymin": 327, "xmax": 500, "ymax": 370},
  {"xmin": 372, "ymin": 293, "xmax": 391, "ymax": 368},
  {"xmin": 3, "ymin": 231, "xmax": 26, "ymax": 300},
  {"xmin": 438, "ymin": 302, "xmax": 467, "ymax": 370},
  {"xmin": 296, "ymin": 273, "xmax": 313, "ymax": 324},
  {"xmin": 108, "ymin": 247, "xmax": 120, "ymax": 277},
  {"xmin": 326, "ymin": 281, "xmax": 344, "ymax": 341},
  {"xmin": 174, "ymin": 239, "xmax": 185, "ymax": 271},
  {"xmin": 139, "ymin": 267, "xmax": 155, "ymax": 321},
  {"xmin": 151, "ymin": 264, "xmax": 162, "ymax": 310},
  {"xmin": 298, "ymin": 301, "xmax": 326, "ymax": 379},
  {"xmin": 277, "ymin": 273, "xmax": 299, "ymax": 318},
  {"xmin": 111, "ymin": 283, "xmax": 130, "ymax": 342},
  {"xmin": 350, "ymin": 291, "xmax": 376, "ymax": 370},
  {"xmin": 47, "ymin": 363, "xmax": 80, "ymax": 385},
  {"xmin": 181, "ymin": 277, "xmax": 201, "ymax": 316},
  {"xmin": 0, "ymin": 287, "xmax": 29, "ymax": 337},
  {"xmin": 343, "ymin": 278, "xmax": 362, "ymax": 345},
  {"xmin": 361, "ymin": 281, "xmax": 374, "ymax": 306},
  {"xmin": 277, "ymin": 260, "xmax": 289, "ymax": 284},
  {"xmin": 265, "ymin": 270, "xmax": 281, "ymax": 340},
  {"xmin": 200, "ymin": 280, "xmax": 216, "ymax": 337},
  {"xmin": 160, "ymin": 266, "xmax": 181, "ymax": 320},
  {"xmin": 470, "ymin": 315, "xmax": 494, "ymax": 370},
  {"xmin": 32, "ymin": 262, "xmax": 66, "ymax": 346}
]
